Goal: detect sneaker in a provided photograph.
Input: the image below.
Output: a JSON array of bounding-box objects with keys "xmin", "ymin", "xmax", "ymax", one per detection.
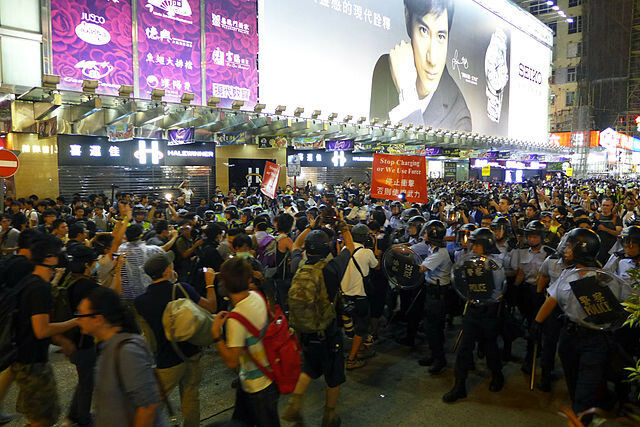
[
  {"xmin": 0, "ymin": 413, "xmax": 20, "ymax": 426},
  {"xmin": 357, "ymin": 346, "xmax": 376, "ymax": 360},
  {"xmin": 346, "ymin": 358, "xmax": 366, "ymax": 370}
]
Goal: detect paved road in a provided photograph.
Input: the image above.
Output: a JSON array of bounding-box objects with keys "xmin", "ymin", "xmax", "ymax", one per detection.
[{"xmin": 3, "ymin": 322, "xmax": 568, "ymax": 426}]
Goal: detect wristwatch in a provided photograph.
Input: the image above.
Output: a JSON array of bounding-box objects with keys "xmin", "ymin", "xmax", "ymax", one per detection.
[{"xmin": 485, "ymin": 28, "xmax": 509, "ymax": 123}]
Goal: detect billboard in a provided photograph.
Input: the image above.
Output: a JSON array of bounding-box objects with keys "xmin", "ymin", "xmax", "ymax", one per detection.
[
  {"xmin": 205, "ymin": 0, "xmax": 259, "ymax": 107},
  {"xmin": 51, "ymin": 0, "xmax": 134, "ymax": 95},
  {"xmin": 137, "ymin": 0, "xmax": 202, "ymax": 104},
  {"xmin": 259, "ymin": 0, "xmax": 552, "ymax": 142}
]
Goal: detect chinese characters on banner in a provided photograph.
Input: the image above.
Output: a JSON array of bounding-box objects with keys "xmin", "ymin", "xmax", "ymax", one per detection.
[
  {"xmin": 261, "ymin": 161, "xmax": 281, "ymax": 199},
  {"xmin": 51, "ymin": 0, "xmax": 134, "ymax": 95},
  {"xmin": 137, "ymin": 0, "xmax": 202, "ymax": 104},
  {"xmin": 206, "ymin": 0, "xmax": 258, "ymax": 107},
  {"xmin": 370, "ymin": 154, "xmax": 427, "ymax": 203}
]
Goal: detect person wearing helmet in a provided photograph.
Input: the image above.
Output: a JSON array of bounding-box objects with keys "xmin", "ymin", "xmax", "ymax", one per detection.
[
  {"xmin": 131, "ymin": 206, "xmax": 153, "ymax": 232},
  {"xmin": 532, "ymin": 228, "xmax": 619, "ymax": 422},
  {"xmin": 443, "ymin": 228, "xmax": 506, "ymax": 403},
  {"xmin": 283, "ymin": 213, "xmax": 355, "ymax": 427},
  {"xmin": 406, "ymin": 215, "xmax": 427, "ymax": 245},
  {"xmin": 535, "ymin": 233, "xmax": 571, "ymax": 392},
  {"xmin": 239, "ymin": 207, "xmax": 254, "ymax": 233},
  {"xmin": 454, "ymin": 223, "xmax": 477, "ymax": 266},
  {"xmin": 212, "ymin": 203, "xmax": 227, "ymax": 224},
  {"xmin": 389, "ymin": 201, "xmax": 404, "ymax": 230},
  {"xmin": 416, "ymin": 220, "xmax": 452, "ymax": 374},
  {"xmin": 224, "ymin": 205, "xmax": 239, "ymax": 226},
  {"xmin": 490, "ymin": 216, "xmax": 514, "ymax": 270},
  {"xmin": 512, "ymin": 220, "xmax": 554, "ymax": 374},
  {"xmin": 604, "ymin": 225, "xmax": 640, "ymax": 282}
]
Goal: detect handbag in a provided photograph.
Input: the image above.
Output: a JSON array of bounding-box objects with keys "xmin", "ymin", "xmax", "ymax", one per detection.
[{"xmin": 162, "ymin": 283, "xmax": 215, "ymax": 348}]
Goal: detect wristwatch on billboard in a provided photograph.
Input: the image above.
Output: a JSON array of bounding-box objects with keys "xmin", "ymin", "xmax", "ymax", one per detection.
[{"xmin": 484, "ymin": 28, "xmax": 509, "ymax": 123}]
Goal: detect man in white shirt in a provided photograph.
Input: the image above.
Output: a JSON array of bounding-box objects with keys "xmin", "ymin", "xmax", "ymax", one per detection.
[{"xmin": 341, "ymin": 224, "xmax": 378, "ymax": 370}]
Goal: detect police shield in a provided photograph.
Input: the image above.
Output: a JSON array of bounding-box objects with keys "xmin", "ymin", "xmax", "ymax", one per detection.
[
  {"xmin": 562, "ymin": 268, "xmax": 633, "ymax": 331},
  {"xmin": 453, "ymin": 256, "xmax": 504, "ymax": 304},
  {"xmin": 382, "ymin": 244, "xmax": 424, "ymax": 290}
]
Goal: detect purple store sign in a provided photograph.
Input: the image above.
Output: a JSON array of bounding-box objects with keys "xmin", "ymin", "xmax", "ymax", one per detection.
[
  {"xmin": 137, "ymin": 0, "xmax": 202, "ymax": 104},
  {"xmin": 51, "ymin": 0, "xmax": 134, "ymax": 95},
  {"xmin": 205, "ymin": 0, "xmax": 258, "ymax": 108}
]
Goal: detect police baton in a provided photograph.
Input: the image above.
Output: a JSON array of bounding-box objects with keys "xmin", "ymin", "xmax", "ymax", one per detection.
[
  {"xmin": 530, "ymin": 342, "xmax": 537, "ymax": 391},
  {"xmin": 452, "ymin": 302, "xmax": 469, "ymax": 353}
]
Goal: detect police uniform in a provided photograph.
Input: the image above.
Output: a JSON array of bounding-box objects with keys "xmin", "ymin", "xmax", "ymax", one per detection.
[
  {"xmin": 451, "ymin": 256, "xmax": 506, "ymax": 391},
  {"xmin": 421, "ymin": 246, "xmax": 453, "ymax": 367},
  {"xmin": 548, "ymin": 267, "xmax": 632, "ymax": 414},
  {"xmin": 604, "ymin": 251, "xmax": 637, "ymax": 282},
  {"xmin": 389, "ymin": 215, "xmax": 404, "ymax": 231}
]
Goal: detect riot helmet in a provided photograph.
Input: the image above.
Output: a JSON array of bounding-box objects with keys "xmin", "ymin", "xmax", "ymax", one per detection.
[
  {"xmin": 565, "ymin": 228, "xmax": 600, "ymax": 268},
  {"xmin": 391, "ymin": 201, "xmax": 403, "ymax": 216},
  {"xmin": 469, "ymin": 227, "xmax": 500, "ymax": 255},
  {"xmin": 408, "ymin": 216, "xmax": 427, "ymax": 238},
  {"xmin": 401, "ymin": 208, "xmax": 420, "ymax": 223},
  {"xmin": 421, "ymin": 220, "xmax": 446, "ymax": 247},
  {"xmin": 456, "ymin": 223, "xmax": 477, "ymax": 248},
  {"xmin": 204, "ymin": 210, "xmax": 215, "ymax": 221},
  {"xmin": 490, "ymin": 216, "xmax": 510, "ymax": 241},
  {"xmin": 224, "ymin": 205, "xmax": 239, "ymax": 220},
  {"xmin": 213, "ymin": 203, "xmax": 224, "ymax": 214}
]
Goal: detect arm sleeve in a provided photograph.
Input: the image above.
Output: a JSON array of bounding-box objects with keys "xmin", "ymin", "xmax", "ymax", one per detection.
[
  {"xmin": 367, "ymin": 249, "xmax": 379, "ymax": 269},
  {"xmin": 119, "ymin": 343, "xmax": 162, "ymax": 409},
  {"xmin": 421, "ymin": 253, "xmax": 442, "ymax": 271},
  {"xmin": 225, "ymin": 318, "xmax": 247, "ymax": 348},
  {"xmin": 181, "ymin": 282, "xmax": 202, "ymax": 303}
]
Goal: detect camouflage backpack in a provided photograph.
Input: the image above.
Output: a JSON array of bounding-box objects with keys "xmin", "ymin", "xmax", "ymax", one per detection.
[{"xmin": 288, "ymin": 258, "xmax": 336, "ymax": 334}]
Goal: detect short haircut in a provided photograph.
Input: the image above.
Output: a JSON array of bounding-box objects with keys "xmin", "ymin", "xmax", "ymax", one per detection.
[
  {"xmin": 227, "ymin": 227, "xmax": 244, "ymax": 238},
  {"xmin": 276, "ymin": 214, "xmax": 294, "ymax": 234},
  {"xmin": 404, "ymin": 0, "xmax": 454, "ymax": 38},
  {"xmin": 255, "ymin": 221, "xmax": 268, "ymax": 232},
  {"xmin": 86, "ymin": 287, "xmax": 140, "ymax": 333},
  {"xmin": 43, "ymin": 208, "xmax": 57, "ymax": 218},
  {"xmin": 52, "ymin": 218, "xmax": 67, "ymax": 231},
  {"xmin": 232, "ymin": 233, "xmax": 252, "ymax": 250},
  {"xmin": 204, "ymin": 223, "xmax": 223, "ymax": 240},
  {"xmin": 68, "ymin": 222, "xmax": 86, "ymax": 239},
  {"xmin": 18, "ymin": 229, "xmax": 41, "ymax": 249},
  {"xmin": 93, "ymin": 234, "xmax": 114, "ymax": 255},
  {"xmin": 30, "ymin": 234, "xmax": 64, "ymax": 264},
  {"xmin": 220, "ymin": 257, "xmax": 251, "ymax": 294},
  {"xmin": 154, "ymin": 220, "xmax": 169, "ymax": 235},
  {"xmin": 500, "ymin": 195, "xmax": 513, "ymax": 206}
]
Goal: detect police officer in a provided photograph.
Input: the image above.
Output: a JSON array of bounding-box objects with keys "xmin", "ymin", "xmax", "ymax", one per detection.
[
  {"xmin": 443, "ymin": 228, "xmax": 506, "ymax": 403},
  {"xmin": 512, "ymin": 220, "xmax": 554, "ymax": 373},
  {"xmin": 417, "ymin": 220, "xmax": 452, "ymax": 374},
  {"xmin": 389, "ymin": 201, "xmax": 404, "ymax": 230},
  {"xmin": 454, "ymin": 223, "xmax": 477, "ymax": 266},
  {"xmin": 604, "ymin": 225, "xmax": 640, "ymax": 281},
  {"xmin": 224, "ymin": 205, "xmax": 239, "ymax": 226},
  {"xmin": 535, "ymin": 236, "xmax": 569, "ymax": 391},
  {"xmin": 532, "ymin": 228, "xmax": 628, "ymax": 422},
  {"xmin": 490, "ymin": 216, "xmax": 514, "ymax": 270},
  {"xmin": 213, "ymin": 203, "xmax": 227, "ymax": 224},
  {"xmin": 406, "ymin": 216, "xmax": 427, "ymax": 245}
]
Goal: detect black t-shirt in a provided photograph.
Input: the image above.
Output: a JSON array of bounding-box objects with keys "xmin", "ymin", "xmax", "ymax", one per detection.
[
  {"xmin": 16, "ymin": 274, "xmax": 54, "ymax": 364},
  {"xmin": 134, "ymin": 280, "xmax": 202, "ymax": 369},
  {"xmin": 596, "ymin": 213, "xmax": 621, "ymax": 250},
  {"xmin": 199, "ymin": 241, "xmax": 224, "ymax": 272},
  {"xmin": 11, "ymin": 212, "xmax": 27, "ymax": 230},
  {"xmin": 68, "ymin": 276, "xmax": 99, "ymax": 349},
  {"xmin": 0, "ymin": 255, "xmax": 34, "ymax": 289}
]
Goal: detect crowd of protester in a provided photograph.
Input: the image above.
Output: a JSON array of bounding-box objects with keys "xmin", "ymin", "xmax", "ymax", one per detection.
[{"xmin": 0, "ymin": 175, "xmax": 640, "ymax": 426}]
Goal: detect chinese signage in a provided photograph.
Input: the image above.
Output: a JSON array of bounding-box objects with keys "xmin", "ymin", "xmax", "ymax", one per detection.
[
  {"xmin": 206, "ymin": 0, "xmax": 258, "ymax": 107},
  {"xmin": 287, "ymin": 148, "xmax": 373, "ymax": 168},
  {"xmin": 168, "ymin": 127, "xmax": 195, "ymax": 146},
  {"xmin": 51, "ymin": 0, "xmax": 134, "ymax": 96},
  {"xmin": 370, "ymin": 154, "xmax": 428, "ymax": 203},
  {"xmin": 137, "ymin": 0, "xmax": 202, "ymax": 104},
  {"xmin": 58, "ymin": 136, "xmax": 214, "ymax": 166},
  {"xmin": 260, "ymin": 161, "xmax": 281, "ymax": 199}
]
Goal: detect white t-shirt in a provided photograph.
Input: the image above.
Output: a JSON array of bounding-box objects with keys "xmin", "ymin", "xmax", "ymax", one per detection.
[
  {"xmin": 226, "ymin": 291, "xmax": 272, "ymax": 393},
  {"xmin": 180, "ymin": 188, "xmax": 194, "ymax": 204},
  {"xmin": 340, "ymin": 244, "xmax": 378, "ymax": 296},
  {"xmin": 29, "ymin": 210, "xmax": 39, "ymax": 226}
]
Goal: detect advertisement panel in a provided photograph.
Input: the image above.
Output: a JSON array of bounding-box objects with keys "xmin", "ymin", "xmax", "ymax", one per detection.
[
  {"xmin": 51, "ymin": 0, "xmax": 134, "ymax": 95},
  {"xmin": 205, "ymin": 0, "xmax": 259, "ymax": 107},
  {"xmin": 259, "ymin": 0, "xmax": 551, "ymax": 142},
  {"xmin": 137, "ymin": 0, "xmax": 202, "ymax": 104},
  {"xmin": 370, "ymin": 154, "xmax": 427, "ymax": 203}
]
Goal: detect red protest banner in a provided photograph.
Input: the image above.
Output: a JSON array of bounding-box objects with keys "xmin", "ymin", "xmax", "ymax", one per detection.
[
  {"xmin": 260, "ymin": 161, "xmax": 281, "ymax": 199},
  {"xmin": 370, "ymin": 153, "xmax": 428, "ymax": 203}
]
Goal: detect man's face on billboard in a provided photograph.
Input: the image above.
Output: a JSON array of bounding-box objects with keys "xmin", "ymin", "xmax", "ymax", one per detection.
[{"xmin": 410, "ymin": 10, "xmax": 449, "ymax": 98}]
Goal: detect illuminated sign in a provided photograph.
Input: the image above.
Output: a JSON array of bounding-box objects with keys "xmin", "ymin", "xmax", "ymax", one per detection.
[{"xmin": 134, "ymin": 140, "xmax": 163, "ymax": 164}]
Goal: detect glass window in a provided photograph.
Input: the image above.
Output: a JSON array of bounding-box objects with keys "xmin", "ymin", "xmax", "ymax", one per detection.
[
  {"xmin": 567, "ymin": 67, "xmax": 577, "ymax": 82},
  {"xmin": 548, "ymin": 22, "xmax": 557, "ymax": 37},
  {"xmin": 1, "ymin": 36, "xmax": 42, "ymax": 87},
  {"xmin": 569, "ymin": 0, "xmax": 582, "ymax": 7},
  {"xmin": 0, "ymin": 0, "xmax": 40, "ymax": 32},
  {"xmin": 566, "ymin": 91, "xmax": 576, "ymax": 107},
  {"xmin": 568, "ymin": 16, "xmax": 583, "ymax": 34}
]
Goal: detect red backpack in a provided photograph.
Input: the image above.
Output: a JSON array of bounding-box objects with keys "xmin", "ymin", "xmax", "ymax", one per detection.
[{"xmin": 227, "ymin": 292, "xmax": 301, "ymax": 394}]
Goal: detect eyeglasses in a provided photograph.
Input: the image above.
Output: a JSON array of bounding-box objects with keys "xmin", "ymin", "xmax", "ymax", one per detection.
[
  {"xmin": 73, "ymin": 311, "xmax": 101, "ymax": 318},
  {"xmin": 38, "ymin": 264, "xmax": 58, "ymax": 271}
]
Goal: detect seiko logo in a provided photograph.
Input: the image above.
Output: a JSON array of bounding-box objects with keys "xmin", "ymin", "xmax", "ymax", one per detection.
[{"xmin": 518, "ymin": 63, "xmax": 542, "ymax": 85}]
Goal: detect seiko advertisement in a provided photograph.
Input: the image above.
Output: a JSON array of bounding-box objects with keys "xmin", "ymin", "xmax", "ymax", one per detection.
[{"xmin": 259, "ymin": 0, "xmax": 552, "ymax": 143}]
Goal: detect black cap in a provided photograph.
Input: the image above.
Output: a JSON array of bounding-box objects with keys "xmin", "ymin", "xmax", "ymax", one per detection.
[{"xmin": 144, "ymin": 251, "xmax": 176, "ymax": 278}]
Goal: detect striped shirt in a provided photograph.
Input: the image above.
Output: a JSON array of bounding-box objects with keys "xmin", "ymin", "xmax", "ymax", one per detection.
[
  {"xmin": 117, "ymin": 241, "xmax": 163, "ymax": 300},
  {"xmin": 226, "ymin": 291, "xmax": 272, "ymax": 393}
]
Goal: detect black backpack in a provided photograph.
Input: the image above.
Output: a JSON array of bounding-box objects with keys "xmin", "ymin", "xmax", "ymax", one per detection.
[
  {"xmin": 51, "ymin": 274, "xmax": 82, "ymax": 342},
  {"xmin": 0, "ymin": 275, "xmax": 33, "ymax": 371}
]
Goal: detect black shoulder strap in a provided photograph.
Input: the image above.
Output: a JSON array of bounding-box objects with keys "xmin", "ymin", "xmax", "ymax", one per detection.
[
  {"xmin": 114, "ymin": 337, "xmax": 175, "ymax": 417},
  {"xmin": 351, "ymin": 247, "xmax": 366, "ymax": 280}
]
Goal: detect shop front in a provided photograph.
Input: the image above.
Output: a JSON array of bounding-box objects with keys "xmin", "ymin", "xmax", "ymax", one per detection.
[
  {"xmin": 57, "ymin": 135, "xmax": 215, "ymax": 201},
  {"xmin": 286, "ymin": 147, "xmax": 373, "ymax": 188},
  {"xmin": 469, "ymin": 158, "xmax": 548, "ymax": 182}
]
